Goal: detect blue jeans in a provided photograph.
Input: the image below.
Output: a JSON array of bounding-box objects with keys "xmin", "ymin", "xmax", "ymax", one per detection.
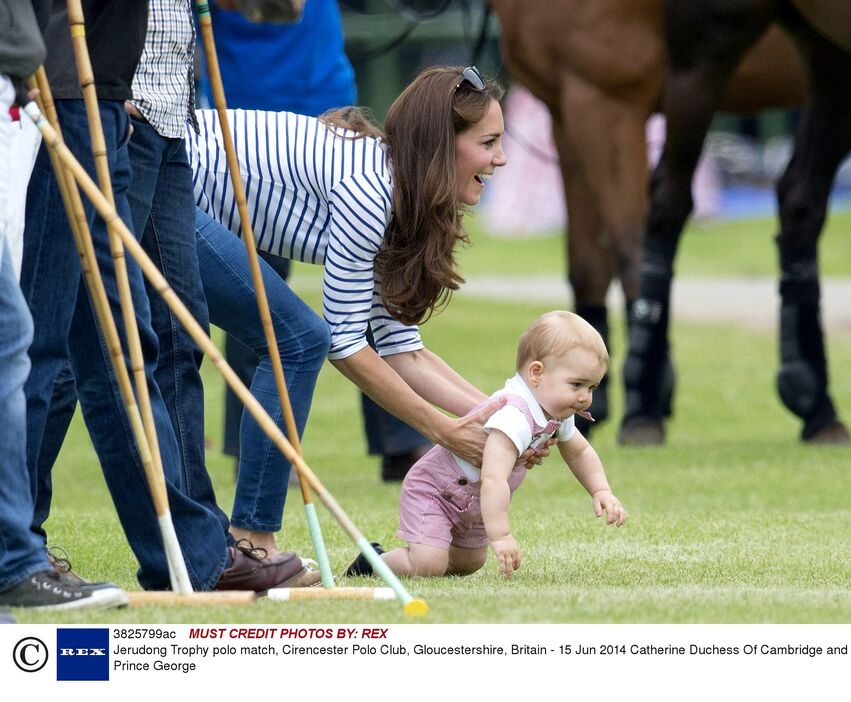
[
  {"xmin": 195, "ymin": 209, "xmax": 330, "ymax": 531},
  {"xmin": 126, "ymin": 117, "xmax": 230, "ymax": 536},
  {"xmin": 30, "ymin": 365, "xmax": 76, "ymax": 542},
  {"xmin": 222, "ymin": 257, "xmax": 427, "ymax": 462},
  {"xmin": 0, "ymin": 238, "xmax": 48, "ymax": 592},
  {"xmin": 222, "ymin": 250, "xmax": 290, "ymax": 458},
  {"xmin": 20, "ymin": 100, "xmax": 228, "ymax": 590}
]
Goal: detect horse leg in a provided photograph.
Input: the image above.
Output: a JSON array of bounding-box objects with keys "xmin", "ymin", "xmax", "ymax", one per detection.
[
  {"xmin": 553, "ymin": 120, "xmax": 614, "ymax": 434},
  {"xmin": 773, "ymin": 18, "xmax": 851, "ymax": 443},
  {"xmin": 619, "ymin": 1, "xmax": 773, "ymax": 444}
]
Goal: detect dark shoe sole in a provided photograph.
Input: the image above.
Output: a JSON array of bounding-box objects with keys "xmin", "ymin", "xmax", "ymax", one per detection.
[{"xmin": 344, "ymin": 543, "xmax": 385, "ymax": 577}]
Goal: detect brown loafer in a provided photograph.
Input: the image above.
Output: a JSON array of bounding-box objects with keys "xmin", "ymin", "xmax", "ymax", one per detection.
[{"xmin": 214, "ymin": 544, "xmax": 306, "ymax": 593}]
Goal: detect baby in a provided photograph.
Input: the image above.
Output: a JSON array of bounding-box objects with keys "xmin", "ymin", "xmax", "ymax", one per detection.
[{"xmin": 346, "ymin": 311, "xmax": 626, "ymax": 579}]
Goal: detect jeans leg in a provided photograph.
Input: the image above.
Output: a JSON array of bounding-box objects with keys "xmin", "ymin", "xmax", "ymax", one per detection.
[
  {"xmin": 0, "ymin": 239, "xmax": 48, "ymax": 591},
  {"xmin": 127, "ymin": 120, "xmax": 230, "ymax": 535},
  {"xmin": 222, "ymin": 251, "xmax": 289, "ymax": 459},
  {"xmin": 195, "ymin": 209, "xmax": 330, "ymax": 532},
  {"xmin": 31, "ymin": 365, "xmax": 78, "ymax": 541},
  {"xmin": 25, "ymin": 101, "xmax": 227, "ymax": 590},
  {"xmin": 20, "ymin": 124, "xmax": 81, "ymax": 500},
  {"xmin": 0, "ymin": 85, "xmax": 49, "ymax": 590},
  {"xmin": 223, "ymin": 334, "xmax": 256, "ymax": 457}
]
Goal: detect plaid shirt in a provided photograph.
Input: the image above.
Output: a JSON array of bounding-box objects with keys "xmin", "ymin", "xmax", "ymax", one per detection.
[{"xmin": 130, "ymin": 0, "xmax": 197, "ymax": 138}]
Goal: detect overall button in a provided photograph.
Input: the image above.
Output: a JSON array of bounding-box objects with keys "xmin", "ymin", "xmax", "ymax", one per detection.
[{"xmin": 457, "ymin": 478, "xmax": 468, "ymax": 486}]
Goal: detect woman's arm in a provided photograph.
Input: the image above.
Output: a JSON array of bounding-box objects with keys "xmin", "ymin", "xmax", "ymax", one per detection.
[
  {"xmin": 383, "ymin": 347, "xmax": 486, "ymax": 416},
  {"xmin": 331, "ymin": 346, "xmax": 502, "ymax": 466}
]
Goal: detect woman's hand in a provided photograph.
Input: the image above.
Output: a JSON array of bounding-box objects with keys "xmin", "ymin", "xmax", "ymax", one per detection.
[
  {"xmin": 519, "ymin": 437, "xmax": 557, "ymax": 469},
  {"xmin": 438, "ymin": 397, "xmax": 506, "ymax": 467}
]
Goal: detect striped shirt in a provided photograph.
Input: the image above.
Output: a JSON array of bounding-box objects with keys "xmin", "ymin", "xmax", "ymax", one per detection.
[
  {"xmin": 130, "ymin": 0, "xmax": 196, "ymax": 138},
  {"xmin": 187, "ymin": 108, "xmax": 423, "ymax": 361}
]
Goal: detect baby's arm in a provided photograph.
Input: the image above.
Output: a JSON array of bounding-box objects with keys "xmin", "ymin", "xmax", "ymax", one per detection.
[
  {"xmin": 480, "ymin": 430, "xmax": 523, "ymax": 578},
  {"xmin": 559, "ymin": 432, "xmax": 627, "ymax": 527}
]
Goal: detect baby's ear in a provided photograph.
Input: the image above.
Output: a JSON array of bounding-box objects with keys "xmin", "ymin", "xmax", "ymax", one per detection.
[{"xmin": 526, "ymin": 360, "xmax": 544, "ymax": 386}]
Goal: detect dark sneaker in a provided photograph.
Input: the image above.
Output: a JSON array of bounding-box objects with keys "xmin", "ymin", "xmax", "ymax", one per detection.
[
  {"xmin": 47, "ymin": 546, "xmax": 120, "ymax": 592},
  {"xmin": 344, "ymin": 542, "xmax": 385, "ymax": 577},
  {"xmin": 214, "ymin": 540, "xmax": 318, "ymax": 592},
  {"xmin": 0, "ymin": 570, "xmax": 128, "ymax": 611}
]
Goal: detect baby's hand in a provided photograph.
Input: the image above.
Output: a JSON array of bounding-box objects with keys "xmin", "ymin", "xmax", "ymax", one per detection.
[
  {"xmin": 592, "ymin": 490, "xmax": 627, "ymax": 527},
  {"xmin": 490, "ymin": 535, "xmax": 521, "ymax": 578}
]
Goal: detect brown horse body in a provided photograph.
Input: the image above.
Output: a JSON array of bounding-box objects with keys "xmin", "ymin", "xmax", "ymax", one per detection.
[{"xmin": 489, "ymin": 0, "xmax": 809, "ymax": 434}]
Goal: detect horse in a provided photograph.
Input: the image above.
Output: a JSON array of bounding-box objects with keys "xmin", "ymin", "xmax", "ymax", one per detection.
[
  {"xmin": 488, "ymin": 0, "xmax": 808, "ymax": 437},
  {"xmin": 619, "ymin": 0, "xmax": 850, "ymax": 444}
]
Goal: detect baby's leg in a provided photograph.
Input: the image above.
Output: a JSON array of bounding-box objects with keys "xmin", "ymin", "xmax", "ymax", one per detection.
[
  {"xmin": 382, "ymin": 543, "xmax": 450, "ymax": 577},
  {"xmin": 447, "ymin": 545, "xmax": 488, "ymax": 576}
]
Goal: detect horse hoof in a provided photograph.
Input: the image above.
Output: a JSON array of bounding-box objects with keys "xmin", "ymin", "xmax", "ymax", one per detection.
[
  {"xmin": 617, "ymin": 417, "xmax": 665, "ymax": 446},
  {"xmin": 804, "ymin": 421, "xmax": 851, "ymax": 445}
]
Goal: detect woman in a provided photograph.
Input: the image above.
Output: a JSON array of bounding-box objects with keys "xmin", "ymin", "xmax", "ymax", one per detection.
[{"xmin": 188, "ymin": 66, "xmax": 517, "ymax": 553}]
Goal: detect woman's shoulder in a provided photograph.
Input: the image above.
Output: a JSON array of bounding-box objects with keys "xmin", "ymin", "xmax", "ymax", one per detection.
[{"xmin": 329, "ymin": 156, "xmax": 393, "ymax": 209}]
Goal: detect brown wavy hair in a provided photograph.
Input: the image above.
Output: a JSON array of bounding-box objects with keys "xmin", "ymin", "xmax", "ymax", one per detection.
[{"xmin": 320, "ymin": 67, "xmax": 503, "ymax": 325}]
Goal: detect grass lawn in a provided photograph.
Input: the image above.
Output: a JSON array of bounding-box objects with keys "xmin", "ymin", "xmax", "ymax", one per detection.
[{"xmin": 16, "ymin": 276, "xmax": 851, "ymax": 624}]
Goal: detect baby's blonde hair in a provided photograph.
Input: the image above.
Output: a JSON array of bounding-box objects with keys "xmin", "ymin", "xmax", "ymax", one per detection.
[{"xmin": 516, "ymin": 311, "xmax": 609, "ymax": 370}]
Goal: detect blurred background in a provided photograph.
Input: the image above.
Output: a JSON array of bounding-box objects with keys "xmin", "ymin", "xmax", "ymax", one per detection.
[{"xmin": 334, "ymin": 0, "xmax": 851, "ymax": 232}]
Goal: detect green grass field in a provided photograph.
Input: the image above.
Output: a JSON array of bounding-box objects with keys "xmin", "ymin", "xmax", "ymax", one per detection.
[{"xmin": 14, "ymin": 214, "xmax": 851, "ymax": 625}]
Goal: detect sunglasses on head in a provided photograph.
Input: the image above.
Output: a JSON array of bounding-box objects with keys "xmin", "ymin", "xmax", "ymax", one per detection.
[{"xmin": 455, "ymin": 66, "xmax": 486, "ymax": 92}]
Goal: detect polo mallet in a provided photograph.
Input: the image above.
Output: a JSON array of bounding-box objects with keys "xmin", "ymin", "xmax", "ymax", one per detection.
[
  {"xmin": 22, "ymin": 99, "xmax": 429, "ymax": 616},
  {"xmin": 267, "ymin": 587, "xmax": 395, "ymax": 602},
  {"xmin": 194, "ymin": 0, "xmax": 333, "ymax": 588},
  {"xmin": 28, "ymin": 70, "xmax": 253, "ymax": 607},
  {"xmin": 66, "ymin": 1, "xmax": 193, "ymax": 594}
]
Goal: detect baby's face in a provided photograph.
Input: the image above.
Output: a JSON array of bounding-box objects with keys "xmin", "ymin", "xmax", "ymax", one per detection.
[{"xmin": 526, "ymin": 348, "xmax": 606, "ymax": 420}]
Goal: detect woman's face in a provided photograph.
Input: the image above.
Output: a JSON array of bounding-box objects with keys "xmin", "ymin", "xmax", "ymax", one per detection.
[{"xmin": 454, "ymin": 99, "xmax": 507, "ymax": 206}]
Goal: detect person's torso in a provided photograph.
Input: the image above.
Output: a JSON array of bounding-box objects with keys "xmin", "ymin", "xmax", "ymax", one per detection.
[
  {"xmin": 44, "ymin": 0, "xmax": 149, "ymax": 101},
  {"xmin": 188, "ymin": 107, "xmax": 391, "ymax": 265},
  {"xmin": 207, "ymin": 0, "xmax": 356, "ymax": 114}
]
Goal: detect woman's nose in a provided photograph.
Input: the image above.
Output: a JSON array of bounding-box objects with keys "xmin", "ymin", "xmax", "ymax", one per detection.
[{"xmin": 493, "ymin": 145, "xmax": 507, "ymax": 167}]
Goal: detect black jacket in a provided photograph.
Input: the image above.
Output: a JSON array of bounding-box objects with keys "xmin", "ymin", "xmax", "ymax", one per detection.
[
  {"xmin": 0, "ymin": 0, "xmax": 47, "ymax": 85},
  {"xmin": 42, "ymin": 0, "xmax": 148, "ymax": 101}
]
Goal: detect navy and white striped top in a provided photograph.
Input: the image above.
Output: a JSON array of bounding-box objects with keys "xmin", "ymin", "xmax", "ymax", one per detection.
[{"xmin": 186, "ymin": 108, "xmax": 423, "ymax": 361}]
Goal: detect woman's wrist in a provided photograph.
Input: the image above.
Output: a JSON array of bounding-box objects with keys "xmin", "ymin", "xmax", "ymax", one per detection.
[{"xmin": 429, "ymin": 411, "xmax": 454, "ymax": 447}]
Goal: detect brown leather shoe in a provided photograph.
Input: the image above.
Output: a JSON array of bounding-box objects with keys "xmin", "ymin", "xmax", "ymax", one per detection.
[{"xmin": 215, "ymin": 541, "xmax": 310, "ymax": 593}]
